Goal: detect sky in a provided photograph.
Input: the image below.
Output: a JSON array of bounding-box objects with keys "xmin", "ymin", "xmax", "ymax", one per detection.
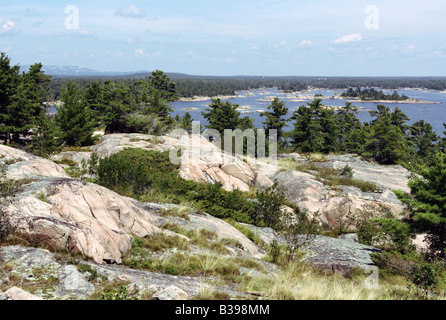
[{"xmin": 1, "ymin": 0, "xmax": 445, "ymax": 76}]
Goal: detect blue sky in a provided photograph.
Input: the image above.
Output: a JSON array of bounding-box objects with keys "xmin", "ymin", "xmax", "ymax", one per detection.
[{"xmin": 1, "ymin": 0, "xmax": 445, "ymax": 76}]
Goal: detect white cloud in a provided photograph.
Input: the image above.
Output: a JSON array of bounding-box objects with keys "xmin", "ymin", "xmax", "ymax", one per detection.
[
  {"xmin": 79, "ymin": 29, "xmax": 94, "ymax": 37},
  {"xmin": 115, "ymin": 5, "xmax": 146, "ymax": 19},
  {"xmin": 0, "ymin": 20, "xmax": 16, "ymax": 35},
  {"xmin": 225, "ymin": 57, "xmax": 234, "ymax": 63},
  {"xmin": 331, "ymin": 33, "xmax": 362, "ymax": 44},
  {"xmin": 300, "ymin": 40, "xmax": 313, "ymax": 46},
  {"xmin": 134, "ymin": 49, "xmax": 145, "ymax": 56}
]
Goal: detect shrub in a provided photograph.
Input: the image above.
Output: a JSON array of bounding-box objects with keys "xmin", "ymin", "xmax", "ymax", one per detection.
[
  {"xmin": 268, "ymin": 239, "xmax": 281, "ymax": 263},
  {"xmin": 371, "ymin": 251, "xmax": 421, "ymax": 278},
  {"xmin": 99, "ymin": 285, "xmax": 130, "ymax": 300},
  {"xmin": 96, "ymin": 148, "xmax": 272, "ymax": 226},
  {"xmin": 0, "ymin": 209, "xmax": 17, "ymax": 243},
  {"xmin": 411, "ymin": 261, "xmax": 442, "ymax": 297},
  {"xmin": 340, "ymin": 164, "xmax": 354, "ymax": 179},
  {"xmin": 251, "ymin": 181, "xmax": 286, "ymax": 228},
  {"xmin": 358, "ymin": 218, "xmax": 413, "ymax": 253}
]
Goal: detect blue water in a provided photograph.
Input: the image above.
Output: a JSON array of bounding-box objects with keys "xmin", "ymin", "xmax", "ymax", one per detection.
[{"xmin": 170, "ymin": 88, "xmax": 446, "ymax": 136}]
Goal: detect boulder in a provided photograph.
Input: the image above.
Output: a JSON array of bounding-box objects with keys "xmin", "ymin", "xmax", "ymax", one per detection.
[
  {"xmin": 303, "ymin": 236, "xmax": 381, "ymax": 274},
  {"xmin": 339, "ymin": 233, "xmax": 359, "ymax": 243},
  {"xmin": 0, "ymin": 290, "xmax": 12, "ymax": 300},
  {"xmin": 152, "ymin": 285, "xmax": 189, "ymax": 300},
  {"xmin": 4, "ymin": 287, "xmax": 43, "ymax": 300},
  {"xmin": 57, "ymin": 265, "xmax": 96, "ymax": 298}
]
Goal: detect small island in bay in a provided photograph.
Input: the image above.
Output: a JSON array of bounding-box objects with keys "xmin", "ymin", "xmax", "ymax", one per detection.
[{"xmin": 341, "ymin": 87, "xmax": 440, "ymax": 104}]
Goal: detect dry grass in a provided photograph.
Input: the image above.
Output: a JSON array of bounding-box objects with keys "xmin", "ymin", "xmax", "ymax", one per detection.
[
  {"xmin": 245, "ymin": 262, "xmax": 398, "ymax": 300},
  {"xmin": 161, "ymin": 205, "xmax": 193, "ymax": 220},
  {"xmin": 0, "ymin": 263, "xmax": 58, "ymax": 298}
]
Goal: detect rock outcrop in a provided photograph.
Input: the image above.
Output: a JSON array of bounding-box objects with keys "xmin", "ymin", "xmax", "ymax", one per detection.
[
  {"xmin": 4, "ymin": 178, "xmax": 165, "ymax": 264},
  {"xmin": 48, "ymin": 133, "xmax": 411, "ymax": 231},
  {"xmin": 0, "ymin": 134, "xmax": 401, "ymax": 300},
  {"xmin": 303, "ymin": 235, "xmax": 381, "ymax": 274},
  {"xmin": 1, "ymin": 144, "xmax": 69, "ymax": 180}
]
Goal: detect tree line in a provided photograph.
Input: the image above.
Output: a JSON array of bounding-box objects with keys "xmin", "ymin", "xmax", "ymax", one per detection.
[
  {"xmin": 47, "ymin": 75, "xmax": 446, "ymax": 102},
  {"xmin": 201, "ymin": 96, "xmax": 443, "ymax": 170},
  {"xmin": 0, "ymin": 52, "xmax": 192, "ymax": 156}
]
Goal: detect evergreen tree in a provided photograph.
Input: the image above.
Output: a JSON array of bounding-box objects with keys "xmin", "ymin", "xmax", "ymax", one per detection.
[
  {"xmin": 337, "ymin": 102, "xmax": 365, "ymax": 153},
  {"xmin": 288, "ymin": 99, "xmax": 324, "ymax": 153},
  {"xmin": 202, "ymin": 99, "xmax": 253, "ymax": 133},
  {"xmin": 0, "ymin": 59, "xmax": 50, "ymax": 144},
  {"xmin": 397, "ymin": 152, "xmax": 446, "ymax": 259},
  {"xmin": 85, "ymin": 80, "xmax": 102, "ymax": 124},
  {"xmin": 56, "ymin": 81, "xmax": 95, "ymax": 146},
  {"xmin": 260, "ymin": 97, "xmax": 289, "ymax": 143},
  {"xmin": 363, "ymin": 105, "xmax": 410, "ymax": 164},
  {"xmin": 98, "ymin": 80, "xmax": 135, "ymax": 133},
  {"xmin": 0, "ymin": 52, "xmax": 21, "ymax": 144},
  {"xmin": 148, "ymin": 70, "xmax": 178, "ymax": 102},
  {"xmin": 30, "ymin": 113, "xmax": 60, "ymax": 156},
  {"xmin": 176, "ymin": 112, "xmax": 193, "ymax": 131},
  {"xmin": 319, "ymin": 106, "xmax": 340, "ymax": 154},
  {"xmin": 7, "ymin": 63, "xmax": 51, "ymax": 143},
  {"xmin": 409, "ymin": 120, "xmax": 439, "ymax": 159},
  {"xmin": 134, "ymin": 71, "xmax": 177, "ymax": 121}
]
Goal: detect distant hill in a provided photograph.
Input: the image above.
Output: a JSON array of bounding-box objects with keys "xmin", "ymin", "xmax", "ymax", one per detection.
[{"xmin": 20, "ymin": 65, "xmax": 150, "ymax": 77}]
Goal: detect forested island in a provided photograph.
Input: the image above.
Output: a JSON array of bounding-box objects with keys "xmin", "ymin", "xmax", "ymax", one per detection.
[
  {"xmin": 3, "ymin": 51, "xmax": 446, "ymax": 301},
  {"xmin": 341, "ymin": 87, "xmax": 410, "ymax": 101}
]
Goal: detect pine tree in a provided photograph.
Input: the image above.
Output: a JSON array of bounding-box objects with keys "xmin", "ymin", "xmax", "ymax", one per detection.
[
  {"xmin": 397, "ymin": 152, "xmax": 446, "ymax": 258},
  {"xmin": 409, "ymin": 120, "xmax": 439, "ymax": 159},
  {"xmin": 337, "ymin": 102, "xmax": 365, "ymax": 153},
  {"xmin": 202, "ymin": 99, "xmax": 251, "ymax": 133},
  {"xmin": 260, "ymin": 97, "xmax": 289, "ymax": 143},
  {"xmin": 319, "ymin": 106, "xmax": 340, "ymax": 154},
  {"xmin": 288, "ymin": 99, "xmax": 324, "ymax": 153},
  {"xmin": 0, "ymin": 57, "xmax": 50, "ymax": 145},
  {"xmin": 56, "ymin": 81, "xmax": 95, "ymax": 146},
  {"xmin": 0, "ymin": 52, "xmax": 21, "ymax": 143},
  {"xmin": 30, "ymin": 113, "xmax": 60, "ymax": 156},
  {"xmin": 363, "ymin": 105, "xmax": 410, "ymax": 164},
  {"xmin": 7, "ymin": 63, "xmax": 51, "ymax": 143},
  {"xmin": 98, "ymin": 80, "xmax": 135, "ymax": 133},
  {"xmin": 148, "ymin": 70, "xmax": 178, "ymax": 102}
]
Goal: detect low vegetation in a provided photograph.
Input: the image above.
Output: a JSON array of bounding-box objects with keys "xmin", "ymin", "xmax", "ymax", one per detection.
[{"xmin": 277, "ymin": 157, "xmax": 380, "ymax": 193}]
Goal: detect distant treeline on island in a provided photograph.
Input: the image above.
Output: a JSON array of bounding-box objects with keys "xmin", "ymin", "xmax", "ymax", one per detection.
[{"xmin": 47, "ymin": 74, "xmax": 446, "ymax": 100}]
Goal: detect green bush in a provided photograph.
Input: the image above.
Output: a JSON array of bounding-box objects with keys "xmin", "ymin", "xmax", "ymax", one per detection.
[
  {"xmin": 411, "ymin": 261, "xmax": 443, "ymax": 296},
  {"xmin": 96, "ymin": 148, "xmax": 252, "ymax": 221},
  {"xmin": 251, "ymin": 181, "xmax": 286, "ymax": 228},
  {"xmin": 371, "ymin": 251, "xmax": 421, "ymax": 277},
  {"xmin": 358, "ymin": 218, "xmax": 413, "ymax": 253}
]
